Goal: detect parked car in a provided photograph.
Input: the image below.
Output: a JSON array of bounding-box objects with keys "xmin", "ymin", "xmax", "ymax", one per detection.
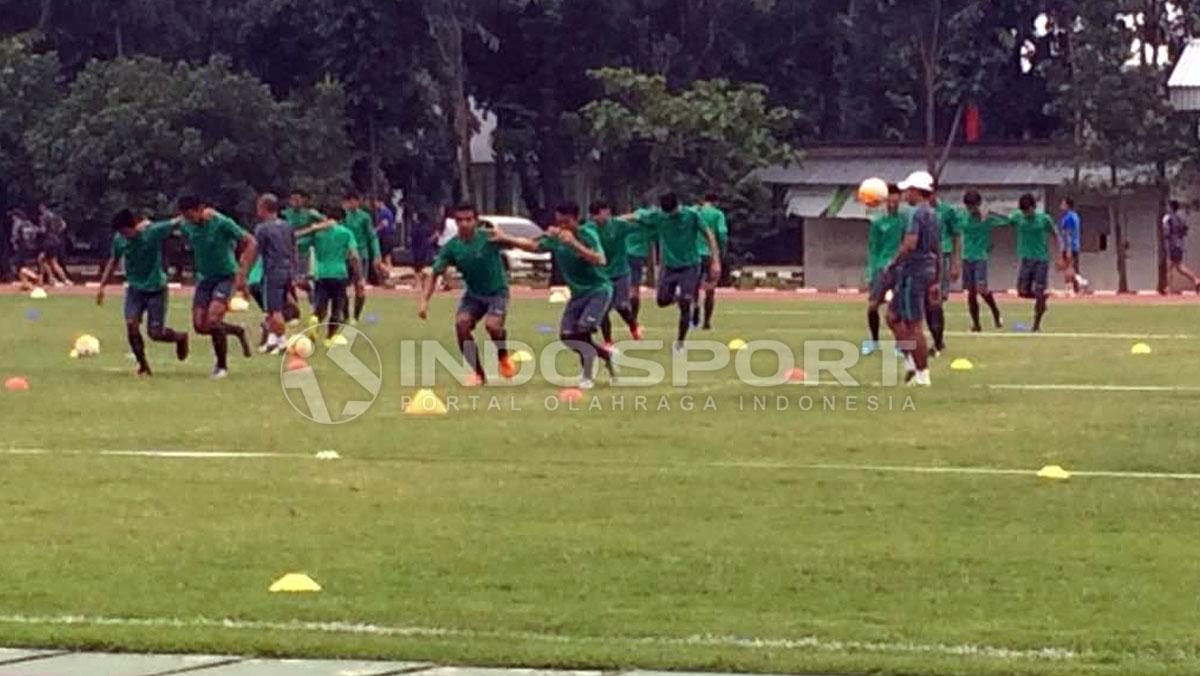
[{"xmin": 483, "ymin": 215, "xmax": 552, "ymax": 273}]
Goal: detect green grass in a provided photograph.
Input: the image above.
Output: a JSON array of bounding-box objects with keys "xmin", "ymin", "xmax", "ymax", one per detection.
[{"xmin": 2, "ymin": 292, "xmax": 1200, "ymax": 675}]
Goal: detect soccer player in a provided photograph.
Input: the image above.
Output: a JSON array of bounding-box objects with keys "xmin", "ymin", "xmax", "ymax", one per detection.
[
  {"xmin": 252, "ymin": 194, "xmax": 301, "ymax": 353},
  {"xmin": 9, "ymin": 210, "xmax": 43, "ymax": 290},
  {"xmin": 298, "ymin": 210, "xmax": 364, "ymax": 343},
  {"xmin": 863, "ymin": 185, "xmax": 905, "ymax": 356},
  {"xmin": 1009, "ymin": 194, "xmax": 1063, "ymax": 333},
  {"xmin": 886, "ymin": 171, "xmax": 941, "ymax": 387},
  {"xmin": 928, "ymin": 194, "xmax": 962, "ymax": 355},
  {"xmin": 1058, "ymin": 197, "xmax": 1087, "ymax": 294},
  {"xmin": 176, "ymin": 196, "xmax": 257, "ymax": 379},
  {"xmin": 341, "ymin": 192, "xmax": 387, "ymax": 322},
  {"xmin": 96, "ymin": 210, "xmax": 189, "ymax": 376},
  {"xmin": 692, "ymin": 194, "xmax": 730, "ymax": 330},
  {"xmin": 38, "ymin": 204, "xmax": 72, "ymax": 286},
  {"xmin": 417, "ymin": 204, "xmax": 517, "ymax": 386},
  {"xmin": 284, "ymin": 190, "xmax": 326, "ymax": 302},
  {"xmin": 959, "ymin": 191, "xmax": 1005, "ymax": 332},
  {"xmin": 504, "ymin": 203, "xmax": 615, "ymax": 389},
  {"xmin": 626, "ymin": 193, "xmax": 720, "ymax": 351},
  {"xmin": 1162, "ymin": 200, "xmax": 1200, "ymax": 292},
  {"xmin": 590, "ymin": 201, "xmax": 643, "ymax": 349},
  {"xmin": 625, "ymin": 212, "xmax": 653, "ymax": 326}
]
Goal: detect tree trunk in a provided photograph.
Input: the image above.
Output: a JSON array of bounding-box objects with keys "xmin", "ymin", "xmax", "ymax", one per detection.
[
  {"xmin": 514, "ymin": 152, "xmax": 541, "ymax": 219},
  {"xmin": 536, "ymin": 86, "xmax": 565, "ymax": 209},
  {"xmin": 424, "ymin": 0, "xmax": 473, "ymax": 202},
  {"xmin": 1111, "ymin": 165, "xmax": 1129, "ymax": 293},
  {"xmin": 920, "ymin": 0, "xmax": 942, "ymax": 175}
]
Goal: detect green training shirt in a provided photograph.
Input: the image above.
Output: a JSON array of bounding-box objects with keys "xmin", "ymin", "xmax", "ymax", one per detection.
[
  {"xmin": 180, "ymin": 211, "xmax": 247, "ymax": 282},
  {"xmin": 1010, "ymin": 211, "xmax": 1056, "ymax": 262},
  {"xmin": 866, "ymin": 212, "xmax": 905, "ymax": 280},
  {"xmin": 593, "ymin": 218, "xmax": 634, "ymax": 280},
  {"xmin": 936, "ymin": 201, "xmax": 962, "ymax": 256},
  {"xmin": 635, "ymin": 208, "xmax": 703, "ymax": 269},
  {"xmin": 431, "ymin": 228, "xmax": 509, "ymax": 297},
  {"xmin": 342, "ymin": 207, "xmax": 381, "ymax": 260},
  {"xmin": 298, "ymin": 225, "xmax": 358, "ymax": 280},
  {"xmin": 695, "ymin": 204, "xmax": 729, "ymax": 257},
  {"xmin": 111, "ymin": 220, "xmax": 175, "ymax": 292},
  {"xmin": 959, "ymin": 210, "xmax": 1009, "ymax": 262},
  {"xmin": 538, "ymin": 223, "xmax": 612, "ymax": 297}
]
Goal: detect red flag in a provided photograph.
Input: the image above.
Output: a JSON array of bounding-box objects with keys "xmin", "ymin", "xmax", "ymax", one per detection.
[{"xmin": 964, "ymin": 103, "xmax": 981, "ymax": 143}]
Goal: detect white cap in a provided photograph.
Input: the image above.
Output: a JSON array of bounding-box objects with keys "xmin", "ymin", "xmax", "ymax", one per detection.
[{"xmin": 898, "ymin": 171, "xmax": 936, "ymax": 193}]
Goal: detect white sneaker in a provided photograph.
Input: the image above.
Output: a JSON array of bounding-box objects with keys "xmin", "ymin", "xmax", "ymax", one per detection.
[
  {"xmin": 908, "ymin": 370, "xmax": 932, "ymax": 387},
  {"xmin": 210, "ymin": 368, "xmax": 229, "ymax": 380},
  {"xmin": 579, "ymin": 378, "xmax": 596, "ymax": 391}
]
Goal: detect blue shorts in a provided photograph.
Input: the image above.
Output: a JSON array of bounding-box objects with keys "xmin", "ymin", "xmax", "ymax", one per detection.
[
  {"xmin": 629, "ymin": 256, "xmax": 647, "ymax": 288},
  {"xmin": 251, "ymin": 279, "xmax": 291, "ymax": 313},
  {"xmin": 890, "ymin": 264, "xmax": 934, "ymax": 323},
  {"xmin": 1170, "ymin": 246, "xmax": 1185, "ymax": 264},
  {"xmin": 312, "ymin": 278, "xmax": 349, "ymax": 316},
  {"xmin": 458, "ymin": 293, "xmax": 508, "ymax": 322},
  {"xmin": 1018, "ymin": 259, "xmax": 1049, "ymax": 297},
  {"xmin": 657, "ymin": 265, "xmax": 701, "ymax": 306},
  {"xmin": 560, "ymin": 288, "xmax": 612, "ymax": 336},
  {"xmin": 124, "ymin": 288, "xmax": 168, "ymax": 330},
  {"xmin": 607, "ymin": 275, "xmax": 632, "ymax": 314},
  {"xmin": 962, "ymin": 260, "xmax": 988, "ymax": 290},
  {"xmin": 868, "ymin": 270, "xmax": 893, "ymax": 304},
  {"xmin": 193, "ymin": 277, "xmax": 234, "ymax": 310}
]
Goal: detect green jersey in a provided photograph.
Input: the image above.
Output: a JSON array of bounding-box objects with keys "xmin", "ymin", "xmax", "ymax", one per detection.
[
  {"xmin": 180, "ymin": 211, "xmax": 247, "ymax": 282},
  {"xmin": 696, "ymin": 204, "xmax": 729, "ymax": 257},
  {"xmin": 626, "ymin": 212, "xmax": 654, "ymax": 258},
  {"xmin": 538, "ymin": 223, "xmax": 611, "ymax": 297},
  {"xmin": 432, "ymin": 228, "xmax": 509, "ymax": 297},
  {"xmin": 283, "ymin": 207, "xmax": 325, "ymax": 230},
  {"xmin": 342, "ymin": 207, "xmax": 381, "ymax": 260},
  {"xmin": 111, "ymin": 220, "xmax": 175, "ymax": 292},
  {"xmin": 935, "ymin": 201, "xmax": 962, "ymax": 255},
  {"xmin": 635, "ymin": 208, "xmax": 705, "ymax": 269},
  {"xmin": 593, "ymin": 218, "xmax": 635, "ymax": 280},
  {"xmin": 248, "ymin": 258, "xmax": 264, "ymax": 286},
  {"xmin": 1010, "ymin": 211, "xmax": 1057, "ymax": 262},
  {"xmin": 298, "ymin": 225, "xmax": 358, "ymax": 280},
  {"xmin": 960, "ymin": 210, "xmax": 1009, "ymax": 262},
  {"xmin": 867, "ymin": 211, "xmax": 906, "ymax": 280}
]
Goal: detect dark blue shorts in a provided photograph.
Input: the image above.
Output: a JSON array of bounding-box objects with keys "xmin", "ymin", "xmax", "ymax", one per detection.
[
  {"xmin": 124, "ymin": 288, "xmax": 168, "ymax": 330},
  {"xmin": 193, "ymin": 277, "xmax": 234, "ymax": 310},
  {"xmin": 252, "ymin": 279, "xmax": 291, "ymax": 313},
  {"xmin": 868, "ymin": 270, "xmax": 893, "ymax": 304},
  {"xmin": 939, "ymin": 253, "xmax": 954, "ymax": 298},
  {"xmin": 1170, "ymin": 246, "xmax": 1185, "ymax": 264},
  {"xmin": 312, "ymin": 278, "xmax": 349, "ymax": 316},
  {"xmin": 657, "ymin": 265, "xmax": 701, "ymax": 306},
  {"xmin": 607, "ymin": 275, "xmax": 632, "ymax": 314},
  {"xmin": 962, "ymin": 260, "xmax": 989, "ymax": 290},
  {"xmin": 629, "ymin": 256, "xmax": 646, "ymax": 288},
  {"xmin": 890, "ymin": 265, "xmax": 934, "ymax": 323},
  {"xmin": 560, "ymin": 288, "xmax": 612, "ymax": 336},
  {"xmin": 458, "ymin": 293, "xmax": 508, "ymax": 322},
  {"xmin": 1017, "ymin": 259, "xmax": 1049, "ymax": 297}
]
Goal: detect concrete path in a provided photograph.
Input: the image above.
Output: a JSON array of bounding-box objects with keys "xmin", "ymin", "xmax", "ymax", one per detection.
[{"xmin": 0, "ymin": 648, "xmax": 786, "ymax": 676}]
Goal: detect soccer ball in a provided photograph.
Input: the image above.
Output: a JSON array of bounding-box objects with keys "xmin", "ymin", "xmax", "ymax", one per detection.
[
  {"xmin": 73, "ymin": 334, "xmax": 101, "ymax": 358},
  {"xmin": 858, "ymin": 177, "xmax": 889, "ymax": 208},
  {"xmin": 229, "ymin": 295, "xmax": 251, "ymax": 313},
  {"xmin": 287, "ymin": 335, "xmax": 315, "ymax": 359}
]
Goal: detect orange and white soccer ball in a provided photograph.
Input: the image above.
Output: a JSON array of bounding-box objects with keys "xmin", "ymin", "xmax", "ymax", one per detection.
[{"xmin": 857, "ymin": 177, "xmax": 889, "ymax": 208}]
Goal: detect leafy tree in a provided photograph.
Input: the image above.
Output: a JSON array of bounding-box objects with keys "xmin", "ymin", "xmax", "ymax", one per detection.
[{"xmin": 25, "ymin": 56, "xmax": 351, "ymax": 237}]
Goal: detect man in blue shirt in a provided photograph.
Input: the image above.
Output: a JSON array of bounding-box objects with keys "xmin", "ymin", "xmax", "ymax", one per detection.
[
  {"xmin": 886, "ymin": 171, "xmax": 941, "ymax": 387},
  {"xmin": 375, "ymin": 198, "xmax": 397, "ymax": 268},
  {"xmin": 1058, "ymin": 198, "xmax": 1088, "ymax": 294}
]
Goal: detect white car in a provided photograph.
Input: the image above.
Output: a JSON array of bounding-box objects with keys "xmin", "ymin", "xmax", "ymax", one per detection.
[{"xmin": 482, "ymin": 215, "xmax": 552, "ymax": 273}]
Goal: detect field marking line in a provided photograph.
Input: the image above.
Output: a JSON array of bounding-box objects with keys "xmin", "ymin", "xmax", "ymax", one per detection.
[
  {"xmin": 1, "ymin": 448, "xmax": 315, "ymax": 460},
  {"xmin": 982, "ymin": 384, "xmax": 1200, "ymax": 393},
  {"xmin": 715, "ymin": 462, "xmax": 1200, "ymax": 481},
  {"xmin": 0, "ymin": 613, "xmax": 1081, "ymax": 662}
]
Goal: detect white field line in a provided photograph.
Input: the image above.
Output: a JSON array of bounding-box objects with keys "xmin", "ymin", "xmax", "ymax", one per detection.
[
  {"xmin": 982, "ymin": 384, "xmax": 1200, "ymax": 393},
  {"xmin": 0, "ymin": 613, "xmax": 1081, "ymax": 662},
  {"xmin": 7, "ymin": 447, "xmax": 1200, "ymax": 482}
]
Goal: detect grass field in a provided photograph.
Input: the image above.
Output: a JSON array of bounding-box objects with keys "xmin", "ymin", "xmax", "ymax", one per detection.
[{"xmin": 2, "ymin": 290, "xmax": 1200, "ymax": 676}]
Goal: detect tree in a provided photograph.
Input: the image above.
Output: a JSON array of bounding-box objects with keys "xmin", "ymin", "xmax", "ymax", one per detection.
[
  {"xmin": 25, "ymin": 56, "xmax": 352, "ymax": 237},
  {"xmin": 0, "ymin": 33, "xmax": 60, "ymax": 278},
  {"xmin": 581, "ymin": 67, "xmax": 801, "ymax": 257}
]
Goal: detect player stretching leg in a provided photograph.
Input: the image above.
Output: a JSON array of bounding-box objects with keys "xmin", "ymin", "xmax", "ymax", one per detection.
[
  {"xmin": 886, "ymin": 172, "xmax": 941, "ymax": 387},
  {"xmin": 591, "ymin": 202, "xmax": 641, "ymax": 350},
  {"xmin": 417, "ymin": 204, "xmax": 517, "ymax": 386},
  {"xmin": 96, "ymin": 210, "xmax": 190, "ymax": 376},
  {"xmin": 863, "ymin": 186, "xmax": 904, "ymax": 355},
  {"xmin": 1009, "ymin": 194, "xmax": 1063, "ymax": 333},
  {"xmin": 176, "ymin": 197, "xmax": 257, "ymax": 379},
  {"xmin": 959, "ymin": 191, "xmax": 1005, "ymax": 332},
  {"xmin": 504, "ymin": 204, "xmax": 614, "ymax": 388}
]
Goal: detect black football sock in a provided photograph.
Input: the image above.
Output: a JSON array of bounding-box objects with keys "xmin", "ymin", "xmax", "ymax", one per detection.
[
  {"xmin": 868, "ymin": 308, "xmax": 881, "ymax": 343},
  {"xmin": 212, "ymin": 331, "xmax": 228, "ymax": 370},
  {"xmin": 354, "ymin": 295, "xmax": 366, "ymax": 321},
  {"xmin": 630, "ymin": 294, "xmax": 642, "ymax": 324},
  {"xmin": 929, "ymin": 307, "xmax": 946, "ymax": 350},
  {"xmin": 1033, "ymin": 294, "xmax": 1047, "ymax": 332},
  {"xmin": 458, "ymin": 330, "xmax": 483, "ymax": 377},
  {"xmin": 983, "ymin": 292, "xmax": 1002, "ymax": 326},
  {"xmin": 617, "ymin": 307, "xmax": 637, "ymax": 332},
  {"xmin": 487, "ymin": 327, "xmax": 509, "ymax": 361},
  {"xmin": 601, "ymin": 315, "xmax": 614, "ymax": 345},
  {"xmin": 703, "ymin": 290, "xmax": 716, "ymax": 328},
  {"xmin": 127, "ymin": 327, "xmax": 150, "ymax": 372},
  {"xmin": 677, "ymin": 302, "xmax": 692, "ymax": 344},
  {"xmin": 967, "ymin": 292, "xmax": 982, "ymax": 331}
]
